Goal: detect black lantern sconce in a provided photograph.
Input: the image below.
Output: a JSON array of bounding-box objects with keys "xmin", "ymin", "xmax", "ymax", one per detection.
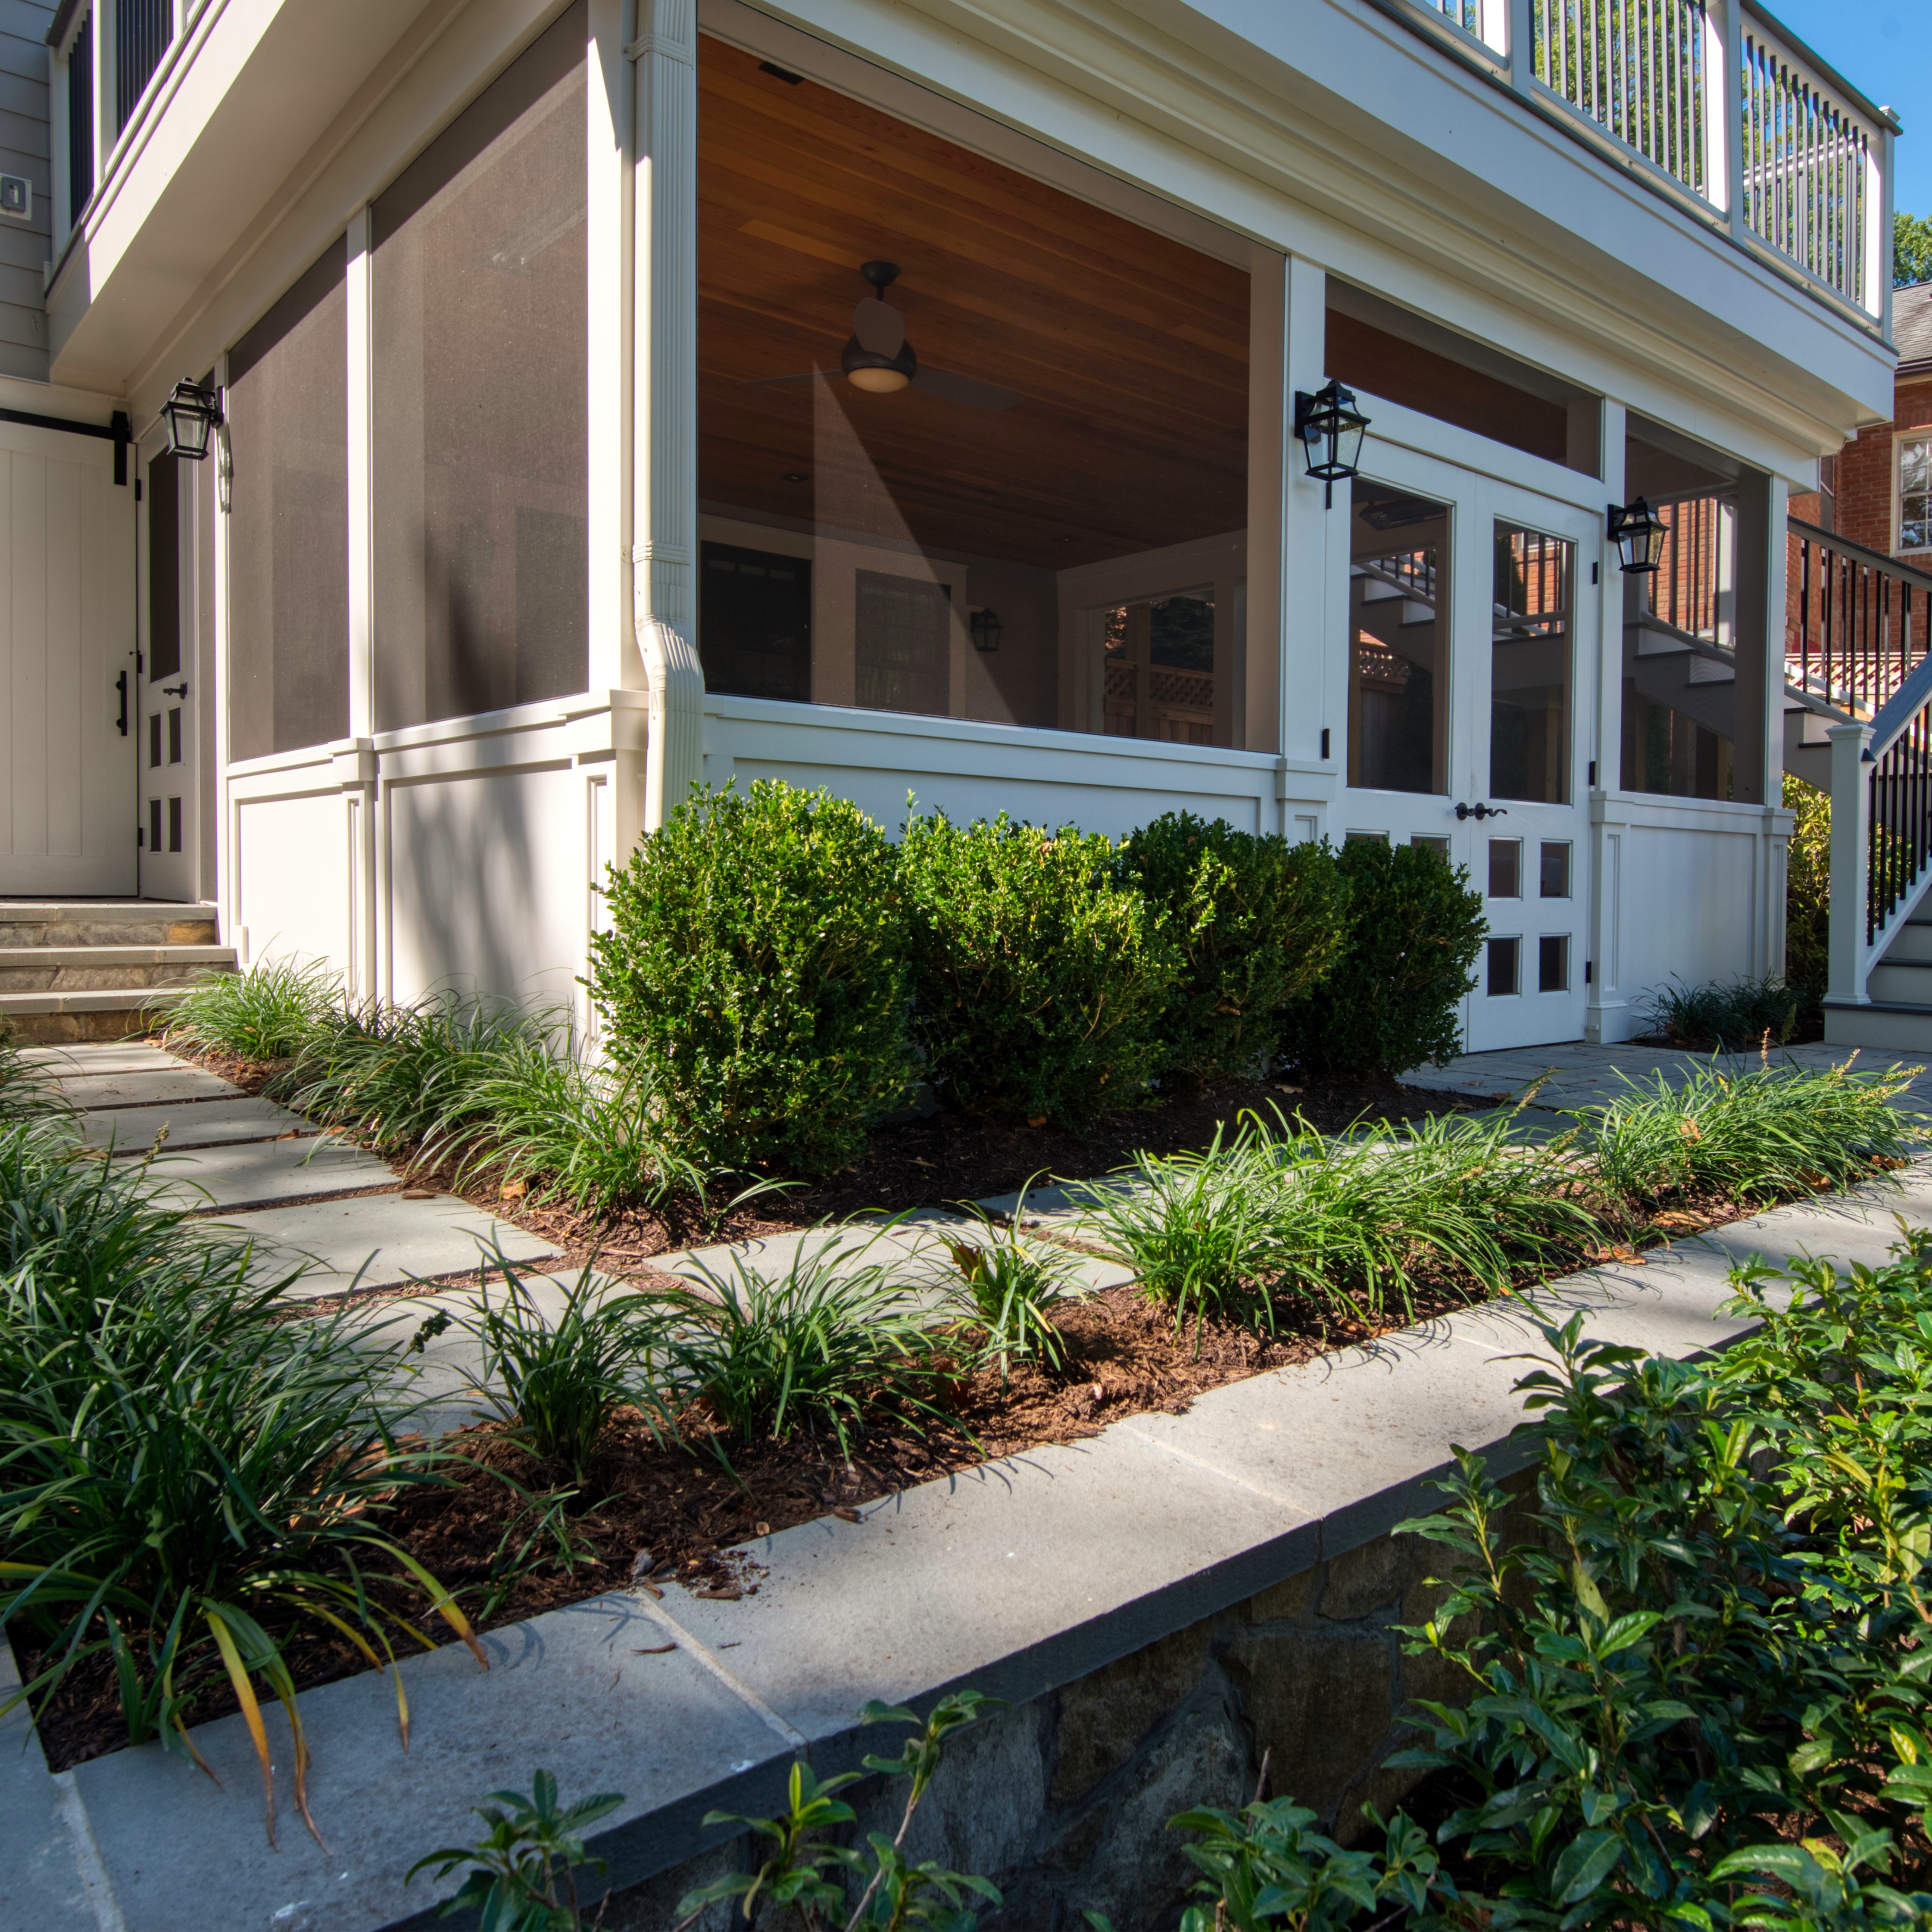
[
  {"xmin": 1293, "ymin": 379, "xmax": 1370, "ymax": 508},
  {"xmin": 968, "ymin": 606, "xmax": 1003, "ymax": 652},
  {"xmin": 1607, "ymin": 496, "xmax": 1668, "ymax": 574},
  {"xmin": 161, "ymin": 378, "xmax": 223, "ymax": 461}
]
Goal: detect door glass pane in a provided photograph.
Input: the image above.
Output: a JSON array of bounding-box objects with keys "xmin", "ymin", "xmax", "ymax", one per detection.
[
  {"xmin": 1491, "ymin": 524, "xmax": 1571, "ymax": 803},
  {"xmin": 1349, "ymin": 483, "xmax": 1449, "ymax": 794},
  {"xmin": 1539, "ymin": 933, "xmax": 1569, "ymax": 992},
  {"xmin": 1486, "ymin": 935, "xmax": 1520, "ymax": 996},
  {"xmin": 1539, "ymin": 840, "xmax": 1571, "ymax": 897},
  {"xmin": 1488, "ymin": 837, "xmax": 1521, "ymax": 898},
  {"xmin": 1411, "ymin": 834, "xmax": 1449, "ymax": 858}
]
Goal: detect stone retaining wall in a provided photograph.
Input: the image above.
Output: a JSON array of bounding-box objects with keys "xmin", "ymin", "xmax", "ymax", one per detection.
[{"xmin": 602, "ymin": 1507, "xmax": 1531, "ymax": 1932}]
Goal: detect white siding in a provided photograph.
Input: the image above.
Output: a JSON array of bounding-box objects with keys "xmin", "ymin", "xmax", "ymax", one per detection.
[{"xmin": 0, "ymin": 0, "xmax": 47, "ymax": 379}]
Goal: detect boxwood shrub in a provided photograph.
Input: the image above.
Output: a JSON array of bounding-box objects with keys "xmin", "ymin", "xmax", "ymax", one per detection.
[
  {"xmin": 1276, "ymin": 837, "xmax": 1483, "ymax": 1080},
  {"xmin": 899, "ymin": 809, "xmax": 1183, "ymax": 1128},
  {"xmin": 587, "ymin": 781, "xmax": 914, "ymax": 1176},
  {"xmin": 1115, "ymin": 812, "xmax": 1347, "ymax": 1087}
]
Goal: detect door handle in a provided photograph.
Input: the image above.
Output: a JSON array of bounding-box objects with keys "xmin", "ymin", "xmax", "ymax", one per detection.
[
  {"xmin": 1454, "ymin": 802, "xmax": 1507, "ymax": 821},
  {"xmin": 115, "ymin": 670, "xmax": 128, "ymax": 736},
  {"xmin": 161, "ymin": 682, "xmax": 188, "ymax": 698}
]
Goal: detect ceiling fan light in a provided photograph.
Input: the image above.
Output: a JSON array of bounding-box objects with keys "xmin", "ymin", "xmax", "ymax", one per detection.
[{"xmin": 841, "ymin": 331, "xmax": 916, "ymax": 395}]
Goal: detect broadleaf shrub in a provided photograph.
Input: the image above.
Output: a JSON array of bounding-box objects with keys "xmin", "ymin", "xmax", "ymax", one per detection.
[
  {"xmin": 589, "ymin": 782, "xmax": 915, "ymax": 1176},
  {"xmin": 1277, "ymin": 840, "xmax": 1481, "ymax": 1080},
  {"xmin": 899, "ymin": 809, "xmax": 1183, "ymax": 1127},
  {"xmin": 1115, "ymin": 812, "xmax": 1347, "ymax": 1086}
]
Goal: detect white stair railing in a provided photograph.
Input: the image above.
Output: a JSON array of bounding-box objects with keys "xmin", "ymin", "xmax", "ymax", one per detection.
[{"xmin": 1383, "ymin": 0, "xmax": 1891, "ymax": 326}]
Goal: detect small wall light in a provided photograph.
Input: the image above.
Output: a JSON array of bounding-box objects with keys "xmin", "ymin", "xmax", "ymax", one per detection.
[
  {"xmin": 1607, "ymin": 496, "xmax": 1668, "ymax": 573},
  {"xmin": 161, "ymin": 378, "xmax": 223, "ymax": 461},
  {"xmin": 969, "ymin": 606, "xmax": 1002, "ymax": 652},
  {"xmin": 1293, "ymin": 379, "xmax": 1370, "ymax": 507}
]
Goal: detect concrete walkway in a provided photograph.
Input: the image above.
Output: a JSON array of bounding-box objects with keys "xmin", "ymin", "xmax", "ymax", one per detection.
[
  {"xmin": 20, "ymin": 1039, "xmax": 561, "ymax": 1297},
  {"xmin": 1403, "ymin": 1037, "xmax": 1932, "ymax": 1113}
]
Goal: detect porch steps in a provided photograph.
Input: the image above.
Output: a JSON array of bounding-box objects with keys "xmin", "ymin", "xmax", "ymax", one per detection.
[{"xmin": 0, "ymin": 903, "xmax": 234, "ymax": 1044}]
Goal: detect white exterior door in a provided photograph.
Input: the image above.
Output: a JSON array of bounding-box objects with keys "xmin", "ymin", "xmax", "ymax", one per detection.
[
  {"xmin": 0, "ymin": 425, "xmax": 136, "ymax": 897},
  {"xmin": 137, "ymin": 447, "xmax": 197, "ymax": 902},
  {"xmin": 1339, "ymin": 448, "xmax": 1597, "ymax": 1053}
]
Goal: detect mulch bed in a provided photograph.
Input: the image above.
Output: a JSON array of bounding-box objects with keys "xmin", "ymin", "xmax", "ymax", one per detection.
[
  {"xmin": 19, "ymin": 1033, "xmax": 1794, "ymax": 1776},
  {"xmin": 22, "ymin": 1177, "xmax": 1782, "ymax": 1777}
]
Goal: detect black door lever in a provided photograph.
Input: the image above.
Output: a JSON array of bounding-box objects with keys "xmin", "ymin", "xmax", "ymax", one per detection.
[{"xmin": 1454, "ymin": 802, "xmax": 1507, "ymax": 821}]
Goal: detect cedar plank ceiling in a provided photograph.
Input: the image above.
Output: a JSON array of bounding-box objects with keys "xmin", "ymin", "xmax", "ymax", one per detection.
[{"xmin": 698, "ymin": 38, "xmax": 1250, "ymax": 572}]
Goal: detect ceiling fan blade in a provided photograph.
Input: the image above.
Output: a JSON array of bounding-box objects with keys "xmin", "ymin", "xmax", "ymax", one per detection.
[
  {"xmin": 912, "ymin": 366, "xmax": 1021, "ymax": 412},
  {"xmin": 852, "ymin": 296, "xmax": 905, "ymax": 356}
]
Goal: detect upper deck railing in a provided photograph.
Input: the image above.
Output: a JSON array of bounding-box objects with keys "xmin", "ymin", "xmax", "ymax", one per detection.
[{"xmin": 1393, "ymin": 0, "xmax": 1893, "ymax": 328}]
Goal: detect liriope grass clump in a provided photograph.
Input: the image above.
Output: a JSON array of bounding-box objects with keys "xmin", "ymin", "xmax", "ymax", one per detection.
[
  {"xmin": 1568, "ymin": 1053, "xmax": 1922, "ymax": 1220},
  {"xmin": 164, "ymin": 955, "xmax": 342, "ymax": 1062},
  {"xmin": 1074, "ymin": 1107, "xmax": 1598, "ymax": 1346},
  {"xmin": 0, "ymin": 1118, "xmax": 477, "ymax": 1841}
]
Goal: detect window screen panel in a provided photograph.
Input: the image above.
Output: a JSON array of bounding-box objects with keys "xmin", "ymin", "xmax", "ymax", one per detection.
[
  {"xmin": 146, "ymin": 453, "xmax": 180, "ymax": 681},
  {"xmin": 226, "ymin": 247, "xmax": 350, "ymax": 762},
  {"xmin": 372, "ymin": 1, "xmax": 588, "ymax": 731},
  {"xmin": 855, "ymin": 569, "xmax": 949, "ymax": 715}
]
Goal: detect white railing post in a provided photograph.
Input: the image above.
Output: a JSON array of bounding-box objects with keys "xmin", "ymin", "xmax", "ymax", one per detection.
[
  {"xmin": 1701, "ymin": 0, "xmax": 1731, "ymax": 212},
  {"xmin": 1826, "ymin": 721, "xmax": 1873, "ymax": 1005},
  {"xmin": 1507, "ymin": 0, "xmax": 1533, "ymax": 96},
  {"xmin": 1871, "ymin": 125, "xmax": 1893, "ymax": 328},
  {"xmin": 1721, "ymin": 0, "xmax": 1745, "ymax": 241}
]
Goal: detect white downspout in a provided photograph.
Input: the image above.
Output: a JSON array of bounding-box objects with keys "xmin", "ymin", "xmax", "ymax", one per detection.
[{"xmin": 628, "ymin": 0, "xmax": 703, "ymax": 833}]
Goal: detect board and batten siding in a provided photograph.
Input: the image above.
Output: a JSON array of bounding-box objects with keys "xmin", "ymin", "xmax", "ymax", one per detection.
[{"xmin": 0, "ymin": 0, "xmax": 49, "ymax": 381}]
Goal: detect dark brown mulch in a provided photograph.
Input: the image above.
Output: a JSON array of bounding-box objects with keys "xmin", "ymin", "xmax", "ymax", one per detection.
[
  {"xmin": 18, "ymin": 1265, "xmax": 1508, "ymax": 1776},
  {"xmin": 150, "ymin": 1030, "xmax": 1486, "ymax": 1296},
  {"xmin": 19, "ymin": 1162, "xmax": 1848, "ymax": 1777}
]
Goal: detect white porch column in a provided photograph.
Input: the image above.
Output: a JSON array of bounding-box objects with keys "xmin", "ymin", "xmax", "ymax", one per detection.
[
  {"xmin": 1826, "ymin": 721, "xmax": 1873, "ymax": 1006},
  {"xmin": 1584, "ymin": 400, "xmax": 1627, "ymax": 1043},
  {"xmin": 628, "ymin": 0, "xmax": 703, "ymax": 834},
  {"xmin": 1276, "ymin": 255, "xmax": 1328, "ymax": 769}
]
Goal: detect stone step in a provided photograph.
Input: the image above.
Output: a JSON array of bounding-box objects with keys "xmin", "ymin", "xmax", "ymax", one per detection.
[
  {"xmin": 1821, "ymin": 996, "xmax": 1932, "ymax": 1054},
  {"xmin": 0, "ymin": 943, "xmax": 234, "ymax": 992},
  {"xmin": 0, "ymin": 901, "xmax": 218, "ymax": 948},
  {"xmin": 0, "ymin": 985, "xmax": 194, "ymax": 1044}
]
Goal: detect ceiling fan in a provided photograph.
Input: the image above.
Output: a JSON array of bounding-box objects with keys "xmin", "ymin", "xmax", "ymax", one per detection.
[{"xmin": 742, "ymin": 261, "xmax": 1021, "ymax": 412}]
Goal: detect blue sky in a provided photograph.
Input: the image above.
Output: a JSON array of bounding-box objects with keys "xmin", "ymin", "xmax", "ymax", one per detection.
[{"xmin": 1768, "ymin": 0, "xmax": 1932, "ymax": 217}]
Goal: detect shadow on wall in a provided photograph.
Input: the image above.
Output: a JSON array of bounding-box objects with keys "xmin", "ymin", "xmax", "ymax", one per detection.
[{"xmin": 385, "ymin": 761, "xmax": 587, "ymax": 1017}]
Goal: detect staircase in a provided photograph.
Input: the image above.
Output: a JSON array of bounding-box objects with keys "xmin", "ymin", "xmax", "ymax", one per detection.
[{"xmin": 0, "ymin": 903, "xmax": 236, "ymax": 1044}]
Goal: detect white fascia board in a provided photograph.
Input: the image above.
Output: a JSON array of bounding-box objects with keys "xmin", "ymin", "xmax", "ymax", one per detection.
[
  {"xmin": 743, "ymin": 0, "xmax": 1890, "ymax": 466},
  {"xmin": 47, "ymin": 0, "xmax": 448, "ymax": 388}
]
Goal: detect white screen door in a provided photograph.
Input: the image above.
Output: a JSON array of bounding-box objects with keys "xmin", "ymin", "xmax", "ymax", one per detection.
[
  {"xmin": 0, "ymin": 424, "xmax": 136, "ymax": 896},
  {"xmin": 137, "ymin": 447, "xmax": 197, "ymax": 902},
  {"xmin": 1340, "ymin": 452, "xmax": 1597, "ymax": 1054}
]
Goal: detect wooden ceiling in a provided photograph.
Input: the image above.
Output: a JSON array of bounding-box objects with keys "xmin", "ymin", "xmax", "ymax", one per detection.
[{"xmin": 698, "ymin": 39, "xmax": 1251, "ymax": 572}]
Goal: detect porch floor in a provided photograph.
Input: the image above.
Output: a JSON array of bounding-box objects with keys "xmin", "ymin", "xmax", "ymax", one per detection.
[{"xmin": 1403, "ymin": 1039, "xmax": 1932, "ymax": 1114}]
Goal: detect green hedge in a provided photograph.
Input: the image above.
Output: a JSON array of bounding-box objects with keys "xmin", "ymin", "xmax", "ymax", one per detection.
[
  {"xmin": 584, "ymin": 785, "xmax": 1486, "ymax": 1170},
  {"xmin": 899, "ymin": 810, "xmax": 1183, "ymax": 1128},
  {"xmin": 1276, "ymin": 838, "xmax": 1483, "ymax": 1080},
  {"xmin": 1115, "ymin": 812, "xmax": 1347, "ymax": 1088},
  {"xmin": 587, "ymin": 781, "xmax": 914, "ymax": 1176}
]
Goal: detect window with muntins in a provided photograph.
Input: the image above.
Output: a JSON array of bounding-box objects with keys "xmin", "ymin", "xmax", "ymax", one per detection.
[
  {"xmin": 1902, "ymin": 437, "xmax": 1932, "ymax": 553},
  {"xmin": 372, "ymin": 1, "xmax": 589, "ymax": 731}
]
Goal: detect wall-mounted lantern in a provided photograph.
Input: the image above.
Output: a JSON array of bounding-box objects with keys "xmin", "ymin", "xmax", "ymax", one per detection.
[
  {"xmin": 968, "ymin": 606, "xmax": 1002, "ymax": 652},
  {"xmin": 161, "ymin": 378, "xmax": 223, "ymax": 461},
  {"xmin": 1293, "ymin": 379, "xmax": 1370, "ymax": 508},
  {"xmin": 1607, "ymin": 496, "xmax": 1668, "ymax": 573}
]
